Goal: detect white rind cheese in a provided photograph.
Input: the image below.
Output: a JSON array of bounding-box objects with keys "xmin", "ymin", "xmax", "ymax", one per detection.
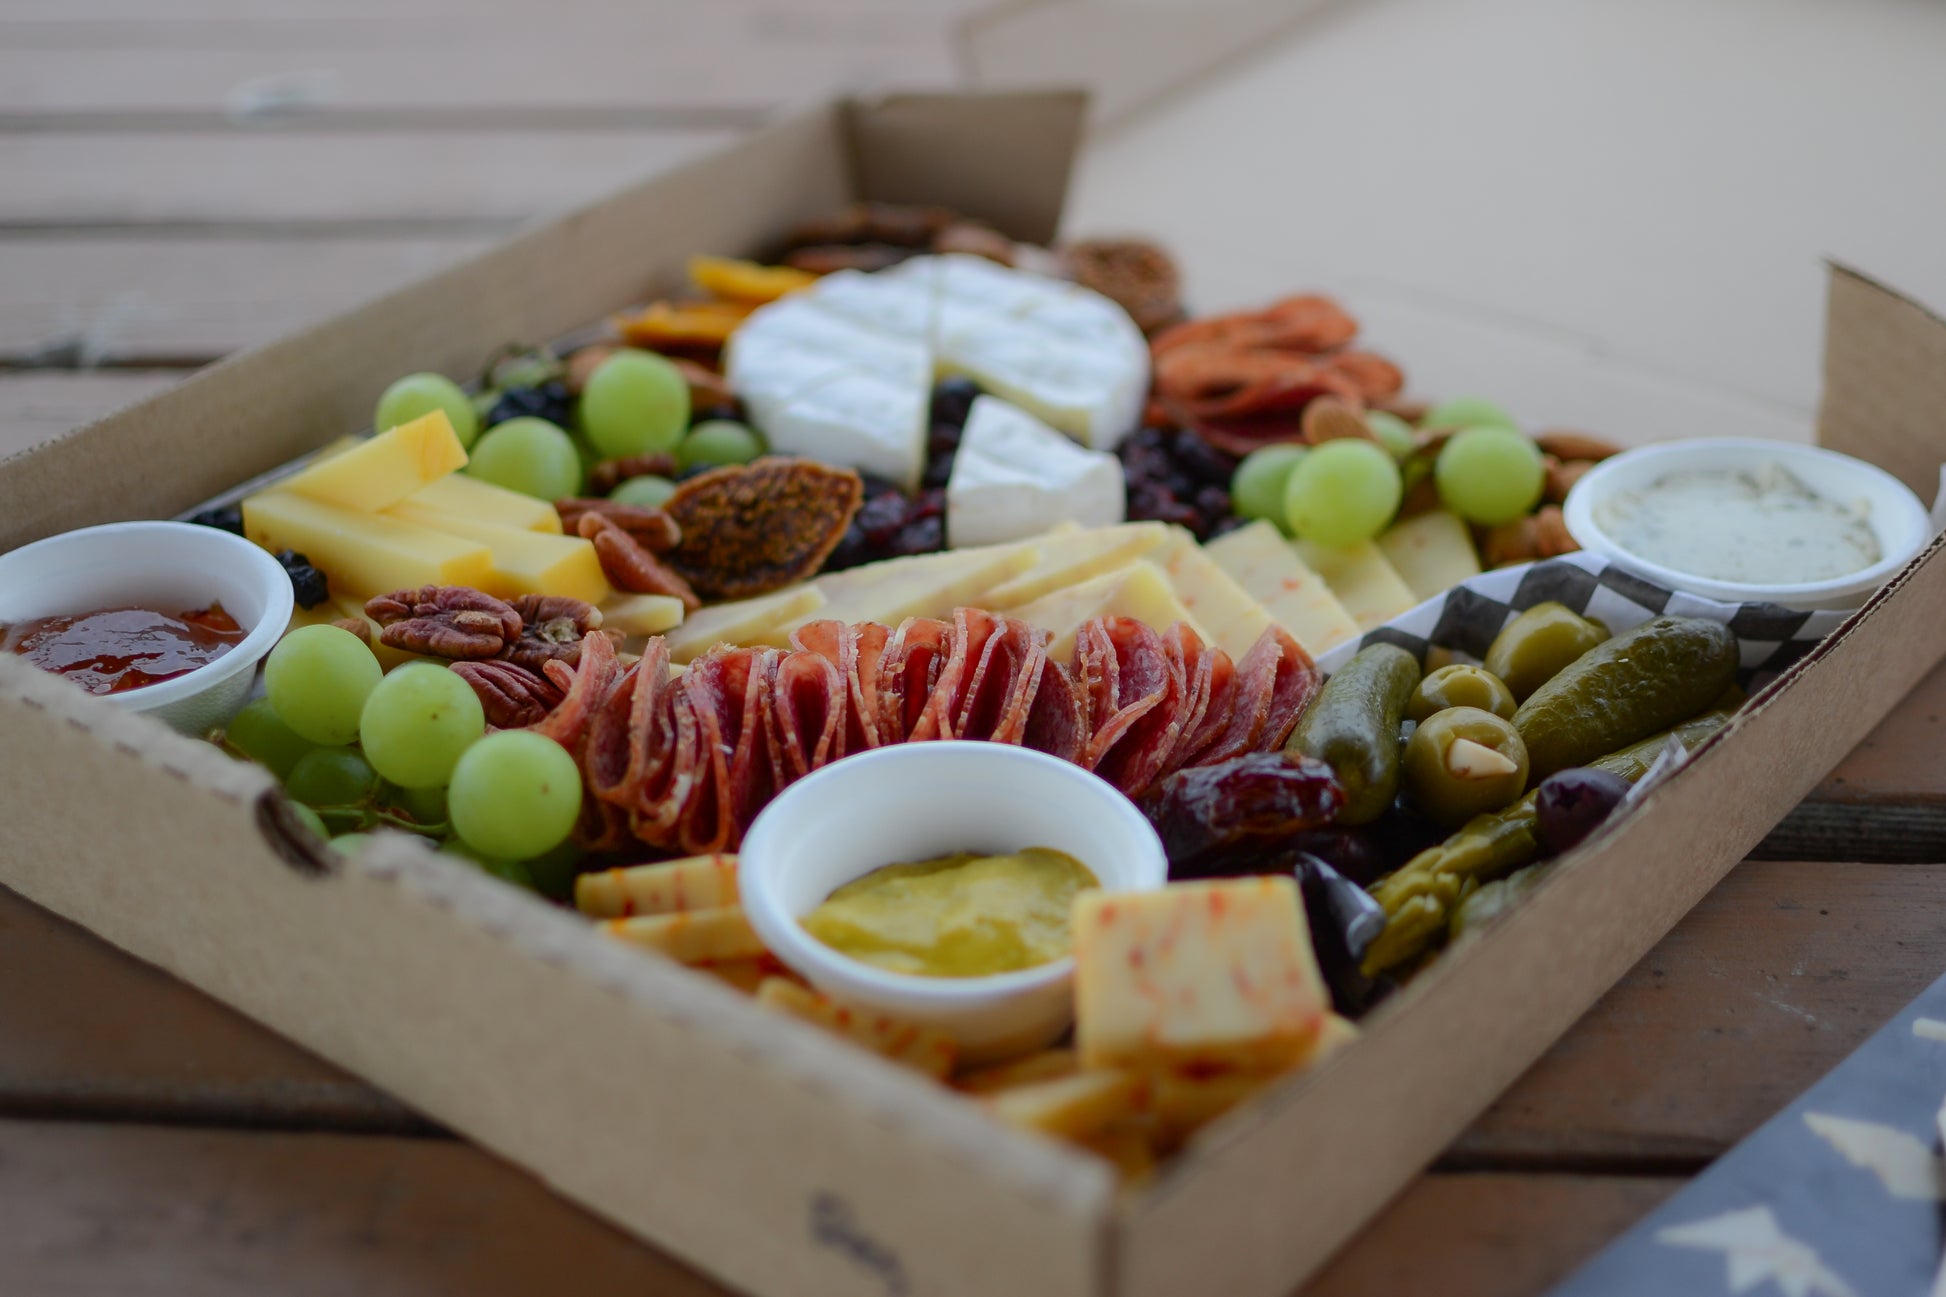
[
  {"xmin": 727, "ymin": 255, "xmax": 1150, "ymax": 489},
  {"xmin": 946, "ymin": 397, "xmax": 1125, "ymax": 549}
]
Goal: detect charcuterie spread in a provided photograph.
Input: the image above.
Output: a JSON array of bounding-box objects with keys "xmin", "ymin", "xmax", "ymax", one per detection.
[{"xmin": 1, "ymin": 199, "xmax": 1906, "ymax": 1183}]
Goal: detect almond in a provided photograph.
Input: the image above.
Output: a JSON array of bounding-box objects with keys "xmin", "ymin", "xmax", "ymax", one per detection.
[
  {"xmin": 1481, "ymin": 516, "xmax": 1540, "ymax": 568},
  {"xmin": 1545, "ymin": 458, "xmax": 1596, "ymax": 504},
  {"xmin": 1534, "ymin": 505, "xmax": 1579, "ymax": 557},
  {"xmin": 1301, "ymin": 396, "xmax": 1375, "ymax": 444},
  {"xmin": 1447, "ymin": 737, "xmax": 1520, "ymax": 779},
  {"xmin": 1535, "ymin": 430, "xmax": 1621, "ymax": 462}
]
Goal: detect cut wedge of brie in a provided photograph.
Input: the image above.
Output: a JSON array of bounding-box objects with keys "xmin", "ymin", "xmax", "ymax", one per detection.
[
  {"xmin": 725, "ymin": 255, "xmax": 1149, "ymax": 491},
  {"xmin": 946, "ymin": 397, "xmax": 1125, "ymax": 549}
]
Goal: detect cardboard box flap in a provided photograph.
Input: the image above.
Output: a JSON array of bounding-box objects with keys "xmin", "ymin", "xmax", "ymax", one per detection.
[
  {"xmin": 1818, "ymin": 263, "xmax": 1946, "ymax": 498},
  {"xmin": 845, "ymin": 90, "xmax": 1086, "ymax": 244}
]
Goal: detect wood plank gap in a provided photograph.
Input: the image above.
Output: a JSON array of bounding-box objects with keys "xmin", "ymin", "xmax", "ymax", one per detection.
[
  {"xmin": 1752, "ymin": 801, "xmax": 1946, "ymax": 864},
  {"xmin": 0, "ymin": 1090, "xmax": 444, "ymax": 1138},
  {"xmin": 1432, "ymin": 1148, "xmax": 1712, "ymax": 1179}
]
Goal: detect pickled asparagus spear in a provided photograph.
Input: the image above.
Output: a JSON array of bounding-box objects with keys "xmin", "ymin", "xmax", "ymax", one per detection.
[{"xmin": 1360, "ymin": 708, "xmax": 1733, "ymax": 976}]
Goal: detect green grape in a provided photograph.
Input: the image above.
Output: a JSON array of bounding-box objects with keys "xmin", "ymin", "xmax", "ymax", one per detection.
[
  {"xmin": 287, "ymin": 801, "xmax": 330, "ymax": 842},
  {"xmin": 677, "ymin": 419, "xmax": 764, "ymax": 470},
  {"xmin": 264, "ymin": 624, "xmax": 383, "ymax": 746},
  {"xmin": 392, "ymin": 783, "xmax": 449, "ymax": 828},
  {"xmin": 286, "ymin": 747, "xmax": 379, "ymax": 809},
  {"xmin": 225, "ymin": 696, "xmax": 316, "ymax": 780},
  {"xmin": 1283, "ymin": 439, "xmax": 1402, "ymax": 547},
  {"xmin": 1366, "ymin": 410, "xmax": 1417, "ymax": 461},
  {"xmin": 358, "ymin": 661, "xmax": 486, "ymax": 790},
  {"xmin": 1422, "ymin": 396, "xmax": 1516, "ymax": 430},
  {"xmin": 447, "ymin": 730, "xmax": 582, "ymax": 861},
  {"xmin": 376, "ymin": 372, "xmax": 480, "ymax": 449},
  {"xmin": 466, "ymin": 417, "xmax": 583, "ymax": 501},
  {"xmin": 1435, "ymin": 426, "xmax": 1546, "ymax": 525},
  {"xmin": 330, "ymin": 832, "xmax": 374, "ymax": 857},
  {"xmin": 1230, "ymin": 444, "xmax": 1309, "ymax": 527},
  {"xmin": 579, "ymin": 349, "xmax": 690, "ymax": 458},
  {"xmin": 609, "ymin": 474, "xmax": 677, "ymax": 509},
  {"xmin": 521, "ymin": 839, "xmax": 588, "ymax": 902}
]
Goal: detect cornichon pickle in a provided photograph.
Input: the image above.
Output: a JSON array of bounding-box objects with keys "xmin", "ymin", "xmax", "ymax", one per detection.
[
  {"xmin": 1483, "ymin": 602, "xmax": 1610, "ymax": 701},
  {"xmin": 1286, "ymin": 643, "xmax": 1421, "ymax": 826},
  {"xmin": 1407, "ymin": 664, "xmax": 1517, "ymax": 722},
  {"xmin": 1402, "ymin": 707, "xmax": 1531, "ymax": 828},
  {"xmin": 1513, "ymin": 616, "xmax": 1739, "ymax": 782}
]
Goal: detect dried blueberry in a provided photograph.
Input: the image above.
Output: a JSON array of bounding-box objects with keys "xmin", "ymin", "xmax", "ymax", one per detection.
[
  {"xmin": 188, "ymin": 505, "xmax": 244, "ymax": 536},
  {"xmin": 888, "ymin": 515, "xmax": 943, "ymax": 556},
  {"xmin": 273, "ymin": 550, "xmax": 330, "ymax": 610},
  {"xmin": 485, "ymin": 380, "xmax": 573, "ymax": 431},
  {"xmin": 1170, "ymin": 429, "xmax": 1239, "ymax": 486},
  {"xmin": 929, "ymin": 376, "xmax": 981, "ymax": 429}
]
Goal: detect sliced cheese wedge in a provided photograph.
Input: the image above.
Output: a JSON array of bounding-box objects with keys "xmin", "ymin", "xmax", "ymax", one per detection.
[
  {"xmin": 399, "ymin": 473, "xmax": 563, "ymax": 534},
  {"xmin": 385, "ymin": 503, "xmax": 611, "ymax": 605},
  {"xmin": 1376, "ymin": 510, "xmax": 1482, "ymax": 602},
  {"xmin": 1148, "ymin": 527, "xmax": 1275, "ymax": 660},
  {"xmin": 982, "ymin": 521, "xmax": 1172, "ymax": 608},
  {"xmin": 661, "ymin": 585, "xmax": 827, "ymax": 663},
  {"xmin": 1205, "ymin": 520, "xmax": 1360, "ymax": 656},
  {"xmin": 772, "ymin": 541, "xmax": 1041, "ymax": 643},
  {"xmin": 600, "ymin": 592, "xmax": 686, "ymax": 637},
  {"xmin": 1293, "ymin": 539, "xmax": 1418, "ymax": 631},
  {"xmin": 1008, "ymin": 559, "xmax": 1207, "ymax": 663},
  {"xmin": 279, "ymin": 410, "xmax": 468, "ymax": 513},
  {"xmin": 243, "ymin": 491, "xmax": 492, "ymax": 596}
]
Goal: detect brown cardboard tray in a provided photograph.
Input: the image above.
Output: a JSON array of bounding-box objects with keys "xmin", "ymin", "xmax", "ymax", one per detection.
[{"xmin": 4, "ymin": 93, "xmax": 1945, "ymax": 1297}]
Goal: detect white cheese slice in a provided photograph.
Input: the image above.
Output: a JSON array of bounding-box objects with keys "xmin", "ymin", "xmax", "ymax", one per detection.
[{"xmin": 946, "ymin": 397, "xmax": 1125, "ymax": 549}]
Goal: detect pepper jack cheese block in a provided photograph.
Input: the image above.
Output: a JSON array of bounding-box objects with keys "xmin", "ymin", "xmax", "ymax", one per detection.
[
  {"xmin": 399, "ymin": 472, "xmax": 563, "ymax": 534},
  {"xmin": 1204, "ymin": 520, "xmax": 1360, "ymax": 655},
  {"xmin": 727, "ymin": 255, "xmax": 1150, "ymax": 489},
  {"xmin": 1293, "ymin": 538, "xmax": 1419, "ymax": 630},
  {"xmin": 598, "ymin": 904, "xmax": 766, "ymax": 965},
  {"xmin": 946, "ymin": 397, "xmax": 1125, "ymax": 548},
  {"xmin": 1148, "ymin": 527, "xmax": 1275, "ymax": 660},
  {"xmin": 1008, "ymin": 560, "xmax": 1207, "ymax": 663},
  {"xmin": 384, "ymin": 503, "xmax": 612, "ymax": 605},
  {"xmin": 278, "ymin": 410, "xmax": 469, "ymax": 513},
  {"xmin": 243, "ymin": 491, "xmax": 492, "ymax": 596},
  {"xmin": 755, "ymin": 978, "xmax": 957, "ymax": 1080},
  {"xmin": 575, "ymin": 854, "xmax": 738, "ymax": 919},
  {"xmin": 981, "ymin": 521, "xmax": 1171, "ymax": 609},
  {"xmin": 1073, "ymin": 877, "xmax": 1330, "ymax": 1073},
  {"xmin": 983, "ymin": 1068, "xmax": 1147, "ymax": 1141},
  {"xmin": 1375, "ymin": 509, "xmax": 1482, "ymax": 603}
]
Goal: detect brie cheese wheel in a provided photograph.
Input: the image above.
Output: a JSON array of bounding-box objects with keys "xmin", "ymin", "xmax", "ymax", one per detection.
[
  {"xmin": 726, "ymin": 255, "xmax": 1150, "ymax": 491},
  {"xmin": 947, "ymin": 396, "xmax": 1125, "ymax": 549}
]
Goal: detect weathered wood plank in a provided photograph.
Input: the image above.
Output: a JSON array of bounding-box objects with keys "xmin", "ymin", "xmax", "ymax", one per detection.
[
  {"xmin": 0, "ymin": 130, "xmax": 735, "ymax": 228},
  {"xmin": 1453, "ymin": 859, "xmax": 1946, "ymax": 1164},
  {"xmin": 1302, "ymin": 1173, "xmax": 1681, "ymax": 1297},
  {"xmin": 0, "ymin": 236, "xmax": 490, "ymax": 365},
  {"xmin": 0, "ymin": 371, "xmax": 182, "ymax": 460}
]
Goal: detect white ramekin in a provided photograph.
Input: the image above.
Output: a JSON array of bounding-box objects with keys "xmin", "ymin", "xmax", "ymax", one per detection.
[
  {"xmin": 738, "ymin": 741, "xmax": 1168, "ymax": 1064},
  {"xmin": 1562, "ymin": 438, "xmax": 1934, "ymax": 611},
  {"xmin": 0, "ymin": 521, "xmax": 294, "ymax": 735}
]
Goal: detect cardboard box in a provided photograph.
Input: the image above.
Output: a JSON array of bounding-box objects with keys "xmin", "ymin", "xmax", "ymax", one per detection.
[{"xmin": 3, "ymin": 93, "xmax": 1944, "ymax": 1297}]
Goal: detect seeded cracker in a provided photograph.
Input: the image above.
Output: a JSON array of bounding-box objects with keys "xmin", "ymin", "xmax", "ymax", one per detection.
[{"xmin": 664, "ymin": 457, "xmax": 863, "ymax": 600}]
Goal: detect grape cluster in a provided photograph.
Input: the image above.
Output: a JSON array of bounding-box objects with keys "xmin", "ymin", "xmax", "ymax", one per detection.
[{"xmin": 1118, "ymin": 426, "xmax": 1238, "ymax": 540}]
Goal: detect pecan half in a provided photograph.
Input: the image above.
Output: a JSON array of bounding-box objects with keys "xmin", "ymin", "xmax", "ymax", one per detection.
[
  {"xmin": 331, "ymin": 617, "xmax": 372, "ymax": 645},
  {"xmin": 451, "ymin": 659, "xmax": 566, "ymax": 729},
  {"xmin": 577, "ymin": 513, "xmax": 702, "ymax": 609},
  {"xmin": 586, "ymin": 453, "xmax": 679, "ymax": 499},
  {"xmin": 365, "ymin": 586, "xmax": 522, "ymax": 660},
  {"xmin": 555, "ymin": 498, "xmax": 681, "ymax": 552},
  {"xmin": 505, "ymin": 594, "xmax": 605, "ymax": 671}
]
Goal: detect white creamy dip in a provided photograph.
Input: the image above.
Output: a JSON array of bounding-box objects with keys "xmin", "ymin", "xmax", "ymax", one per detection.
[{"xmin": 1593, "ymin": 463, "xmax": 1881, "ymax": 584}]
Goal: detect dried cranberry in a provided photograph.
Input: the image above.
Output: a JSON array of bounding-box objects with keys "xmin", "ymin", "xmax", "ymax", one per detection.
[
  {"xmin": 921, "ymin": 451, "xmax": 956, "ymax": 490},
  {"xmin": 929, "ymin": 377, "xmax": 981, "ymax": 429},
  {"xmin": 888, "ymin": 515, "xmax": 943, "ymax": 555},
  {"xmin": 822, "ymin": 523, "xmax": 873, "ymax": 572},
  {"xmin": 1128, "ymin": 483, "xmax": 1201, "ymax": 529},
  {"xmin": 908, "ymin": 488, "xmax": 946, "ymax": 520},
  {"xmin": 854, "ymin": 491, "xmax": 910, "ymax": 545}
]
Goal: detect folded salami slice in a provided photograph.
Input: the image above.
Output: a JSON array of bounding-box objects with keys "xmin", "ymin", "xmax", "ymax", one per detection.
[
  {"xmin": 789, "ymin": 619, "xmax": 890, "ymax": 757},
  {"xmin": 1022, "ymin": 653, "xmax": 1083, "ymax": 762},
  {"xmin": 957, "ymin": 615, "xmax": 1047, "ymax": 745},
  {"xmin": 768, "ymin": 647, "xmax": 845, "ymax": 784},
  {"xmin": 1184, "ymin": 624, "xmax": 1317, "ymax": 766},
  {"xmin": 876, "ymin": 617, "xmax": 953, "ymax": 744},
  {"xmin": 1076, "ymin": 617, "xmax": 1187, "ymax": 794},
  {"xmin": 585, "ymin": 638, "xmax": 676, "ymax": 825},
  {"xmin": 528, "ymin": 630, "xmax": 619, "ymax": 752}
]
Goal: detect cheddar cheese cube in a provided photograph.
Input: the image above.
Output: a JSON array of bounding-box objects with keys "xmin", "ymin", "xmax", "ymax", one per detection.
[
  {"xmin": 384, "ymin": 503, "xmax": 611, "ymax": 605},
  {"xmin": 279, "ymin": 410, "xmax": 469, "ymax": 512},
  {"xmin": 954, "ymin": 1048, "xmax": 1080, "ymax": 1095},
  {"xmin": 399, "ymin": 472, "xmax": 563, "ymax": 534},
  {"xmin": 984, "ymin": 1068, "xmax": 1147, "ymax": 1140},
  {"xmin": 1073, "ymin": 877, "xmax": 1329, "ymax": 1073},
  {"xmin": 575, "ymin": 854, "xmax": 738, "ymax": 919},
  {"xmin": 242, "ymin": 491, "xmax": 492, "ymax": 596}
]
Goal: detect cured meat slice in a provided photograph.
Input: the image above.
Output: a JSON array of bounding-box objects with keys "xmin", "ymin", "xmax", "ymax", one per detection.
[
  {"xmin": 585, "ymin": 639, "xmax": 677, "ymax": 819},
  {"xmin": 790, "ymin": 619, "xmax": 888, "ymax": 756},
  {"xmin": 909, "ymin": 608, "xmax": 1000, "ymax": 742},
  {"xmin": 528, "ymin": 630, "xmax": 619, "ymax": 752},
  {"xmin": 767, "ymin": 648, "xmax": 845, "ymax": 784},
  {"xmin": 1183, "ymin": 625, "xmax": 1317, "ymax": 767},
  {"xmin": 1022, "ymin": 653, "xmax": 1083, "ymax": 762},
  {"xmin": 1075, "ymin": 617, "xmax": 1185, "ymax": 794},
  {"xmin": 950, "ymin": 614, "xmax": 1048, "ymax": 745},
  {"xmin": 875, "ymin": 617, "xmax": 953, "ymax": 744},
  {"xmin": 1153, "ymin": 623, "xmax": 1221, "ymax": 782},
  {"xmin": 1259, "ymin": 627, "xmax": 1319, "ymax": 750}
]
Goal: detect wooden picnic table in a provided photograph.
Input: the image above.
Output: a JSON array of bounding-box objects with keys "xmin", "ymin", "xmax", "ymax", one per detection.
[{"xmin": 5, "ymin": 3, "xmax": 1944, "ymax": 1293}]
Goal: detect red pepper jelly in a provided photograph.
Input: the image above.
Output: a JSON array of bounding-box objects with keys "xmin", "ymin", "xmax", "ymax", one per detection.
[{"xmin": 2, "ymin": 604, "xmax": 247, "ymax": 695}]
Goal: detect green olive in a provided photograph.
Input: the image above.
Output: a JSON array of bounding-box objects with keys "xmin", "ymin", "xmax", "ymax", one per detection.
[
  {"xmin": 1483, "ymin": 602, "xmax": 1610, "ymax": 701},
  {"xmin": 1407, "ymin": 664, "xmax": 1517, "ymax": 723},
  {"xmin": 1402, "ymin": 706, "xmax": 1531, "ymax": 828}
]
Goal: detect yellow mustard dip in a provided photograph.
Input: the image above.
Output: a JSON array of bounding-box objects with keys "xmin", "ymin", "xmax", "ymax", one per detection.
[{"xmin": 801, "ymin": 847, "xmax": 1098, "ymax": 978}]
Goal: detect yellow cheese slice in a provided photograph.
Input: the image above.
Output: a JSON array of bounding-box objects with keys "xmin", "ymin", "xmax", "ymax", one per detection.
[
  {"xmin": 384, "ymin": 503, "xmax": 611, "ymax": 605},
  {"xmin": 242, "ymin": 491, "xmax": 492, "ymax": 596},
  {"xmin": 1376, "ymin": 510, "xmax": 1482, "ymax": 603},
  {"xmin": 1073, "ymin": 877, "xmax": 1329, "ymax": 1074},
  {"xmin": 1008, "ymin": 559, "xmax": 1208, "ymax": 663},
  {"xmin": 984, "ymin": 1069, "xmax": 1145, "ymax": 1140},
  {"xmin": 599, "ymin": 592, "xmax": 685, "ymax": 637},
  {"xmin": 1204, "ymin": 521, "xmax": 1360, "ymax": 656},
  {"xmin": 769, "ymin": 542, "xmax": 1041, "ymax": 643},
  {"xmin": 1148, "ymin": 527, "xmax": 1275, "ymax": 659},
  {"xmin": 661, "ymin": 585, "xmax": 827, "ymax": 663},
  {"xmin": 982, "ymin": 521, "xmax": 1174, "ymax": 609},
  {"xmin": 399, "ymin": 472, "xmax": 563, "ymax": 534},
  {"xmin": 278, "ymin": 410, "xmax": 469, "ymax": 513},
  {"xmin": 1293, "ymin": 539, "xmax": 1418, "ymax": 631}
]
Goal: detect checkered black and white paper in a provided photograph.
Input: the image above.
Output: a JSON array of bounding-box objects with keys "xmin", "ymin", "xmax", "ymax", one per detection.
[{"xmin": 1315, "ymin": 552, "xmax": 1850, "ymax": 691}]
